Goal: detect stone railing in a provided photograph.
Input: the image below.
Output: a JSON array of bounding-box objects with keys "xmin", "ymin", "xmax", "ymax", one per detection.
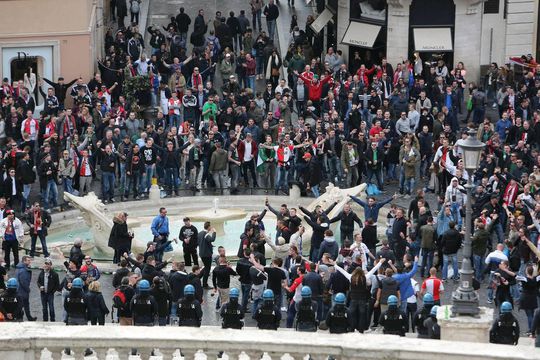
[{"xmin": 1, "ymin": 323, "xmax": 538, "ymax": 360}]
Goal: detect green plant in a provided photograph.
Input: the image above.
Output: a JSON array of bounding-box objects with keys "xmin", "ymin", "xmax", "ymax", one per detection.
[{"xmin": 123, "ymin": 75, "xmax": 152, "ymax": 106}]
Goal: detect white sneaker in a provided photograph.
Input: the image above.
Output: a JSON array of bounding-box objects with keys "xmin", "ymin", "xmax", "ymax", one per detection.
[{"xmin": 281, "ymin": 306, "xmax": 287, "ymax": 312}]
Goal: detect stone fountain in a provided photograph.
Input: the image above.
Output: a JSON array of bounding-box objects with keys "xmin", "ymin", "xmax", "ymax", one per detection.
[{"xmin": 63, "ymin": 183, "xmax": 366, "ymax": 258}]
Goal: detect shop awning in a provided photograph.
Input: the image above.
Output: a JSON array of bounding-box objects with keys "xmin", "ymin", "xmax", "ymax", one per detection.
[
  {"xmin": 341, "ymin": 21, "xmax": 382, "ymax": 48},
  {"xmin": 310, "ymin": 8, "xmax": 334, "ymax": 34},
  {"xmin": 413, "ymin": 27, "xmax": 453, "ymax": 52}
]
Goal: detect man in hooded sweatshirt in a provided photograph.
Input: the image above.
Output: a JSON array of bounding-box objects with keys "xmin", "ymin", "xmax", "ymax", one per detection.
[
  {"xmin": 318, "ymin": 230, "xmax": 339, "ymax": 261},
  {"xmin": 303, "ymin": 215, "xmax": 329, "ymax": 262}
]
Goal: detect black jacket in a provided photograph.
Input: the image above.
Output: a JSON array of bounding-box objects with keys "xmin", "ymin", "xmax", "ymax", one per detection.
[
  {"xmin": 37, "ymin": 269, "xmax": 60, "ymax": 294},
  {"xmin": 168, "ymin": 270, "xmax": 190, "ymax": 302},
  {"xmin": 441, "ymin": 228, "xmax": 462, "ymax": 254},
  {"xmin": 108, "ymin": 220, "xmax": 132, "ymax": 250},
  {"xmin": 25, "ymin": 210, "xmax": 52, "ymax": 236}
]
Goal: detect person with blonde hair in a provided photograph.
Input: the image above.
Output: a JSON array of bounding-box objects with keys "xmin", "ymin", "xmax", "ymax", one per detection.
[{"xmin": 87, "ymin": 280, "xmax": 109, "ymax": 325}]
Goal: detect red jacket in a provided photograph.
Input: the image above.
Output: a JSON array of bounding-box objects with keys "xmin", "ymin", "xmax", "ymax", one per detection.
[
  {"xmin": 298, "ymin": 74, "xmax": 333, "ymax": 102},
  {"xmin": 237, "ymin": 139, "xmax": 258, "ymax": 163}
]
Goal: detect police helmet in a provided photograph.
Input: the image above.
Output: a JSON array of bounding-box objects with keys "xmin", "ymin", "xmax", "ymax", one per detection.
[
  {"xmin": 138, "ymin": 279, "xmax": 150, "ymax": 292},
  {"xmin": 229, "ymin": 287, "xmax": 240, "ymax": 298},
  {"xmin": 423, "ymin": 293, "xmax": 434, "ymax": 305},
  {"xmin": 430, "ymin": 305, "xmax": 439, "ymax": 316},
  {"xmin": 334, "ymin": 293, "xmax": 346, "ymax": 304},
  {"xmin": 301, "ymin": 286, "xmax": 312, "ymax": 298},
  {"xmin": 184, "ymin": 284, "xmax": 195, "ymax": 295},
  {"xmin": 387, "ymin": 295, "xmax": 398, "ymax": 306},
  {"xmin": 6, "ymin": 278, "xmax": 18, "ymax": 289},
  {"xmin": 501, "ymin": 301, "xmax": 513, "ymax": 313},
  {"xmin": 72, "ymin": 278, "xmax": 84, "ymax": 289},
  {"xmin": 262, "ymin": 289, "xmax": 274, "ymax": 300}
]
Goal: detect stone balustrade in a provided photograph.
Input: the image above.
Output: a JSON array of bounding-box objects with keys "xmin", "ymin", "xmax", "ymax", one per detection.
[{"xmin": 0, "ymin": 323, "xmax": 538, "ymax": 360}]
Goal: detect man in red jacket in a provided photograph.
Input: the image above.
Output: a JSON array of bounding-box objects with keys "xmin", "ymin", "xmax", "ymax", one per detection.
[
  {"xmin": 294, "ymin": 70, "xmax": 333, "ymax": 110},
  {"xmin": 237, "ymin": 133, "xmax": 258, "ymax": 188}
]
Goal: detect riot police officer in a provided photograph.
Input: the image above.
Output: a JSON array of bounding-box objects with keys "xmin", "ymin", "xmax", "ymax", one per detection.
[
  {"xmin": 130, "ymin": 279, "xmax": 158, "ymax": 326},
  {"xmin": 0, "ymin": 278, "xmax": 23, "ymax": 321},
  {"xmin": 253, "ymin": 289, "xmax": 281, "ymax": 330},
  {"xmin": 178, "ymin": 284, "xmax": 203, "ymax": 327},
  {"xmin": 424, "ymin": 305, "xmax": 440, "ymax": 339},
  {"xmin": 379, "ymin": 295, "xmax": 408, "ymax": 336},
  {"xmin": 490, "ymin": 301, "xmax": 520, "ymax": 345},
  {"xmin": 64, "ymin": 278, "xmax": 88, "ymax": 325},
  {"xmin": 220, "ymin": 287, "xmax": 244, "ymax": 329},
  {"xmin": 295, "ymin": 286, "xmax": 318, "ymax": 332},
  {"xmin": 326, "ymin": 293, "xmax": 351, "ymax": 334},
  {"xmin": 414, "ymin": 293, "xmax": 434, "ymax": 338}
]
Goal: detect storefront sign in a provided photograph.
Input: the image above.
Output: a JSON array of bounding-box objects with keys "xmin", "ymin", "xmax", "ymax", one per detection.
[
  {"xmin": 341, "ymin": 21, "xmax": 382, "ymax": 48},
  {"xmin": 413, "ymin": 27, "xmax": 453, "ymax": 52},
  {"xmin": 310, "ymin": 8, "xmax": 334, "ymax": 34}
]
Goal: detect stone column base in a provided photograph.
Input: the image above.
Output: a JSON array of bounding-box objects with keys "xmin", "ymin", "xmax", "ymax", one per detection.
[{"xmin": 438, "ymin": 305, "xmax": 494, "ymax": 343}]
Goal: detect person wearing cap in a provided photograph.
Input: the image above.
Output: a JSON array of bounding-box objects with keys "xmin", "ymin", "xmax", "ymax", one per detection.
[
  {"xmin": 37, "ymin": 258, "xmax": 60, "ymax": 322},
  {"xmin": 209, "ymin": 141, "xmax": 229, "ymax": 192},
  {"xmin": 0, "ymin": 209, "xmax": 24, "ymax": 268}
]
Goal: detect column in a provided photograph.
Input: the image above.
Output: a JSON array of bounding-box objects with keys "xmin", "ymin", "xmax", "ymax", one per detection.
[
  {"xmin": 453, "ymin": 0, "xmax": 483, "ymax": 84},
  {"xmin": 337, "ymin": 0, "xmax": 350, "ymax": 62},
  {"xmin": 386, "ymin": 0, "xmax": 412, "ymax": 66}
]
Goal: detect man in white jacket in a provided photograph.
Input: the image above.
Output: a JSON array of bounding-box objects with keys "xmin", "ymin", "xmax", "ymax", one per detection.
[{"xmin": 0, "ymin": 210, "xmax": 25, "ymax": 267}]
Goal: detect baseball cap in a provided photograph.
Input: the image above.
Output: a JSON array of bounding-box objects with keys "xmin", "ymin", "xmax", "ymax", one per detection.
[{"xmin": 303, "ymin": 152, "xmax": 312, "ymax": 160}]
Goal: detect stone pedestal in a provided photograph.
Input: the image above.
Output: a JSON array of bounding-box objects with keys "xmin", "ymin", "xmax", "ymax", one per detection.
[
  {"xmin": 437, "ymin": 305, "xmax": 494, "ymax": 343},
  {"xmin": 149, "ymin": 184, "xmax": 161, "ymax": 202},
  {"xmin": 289, "ymin": 184, "xmax": 301, "ymax": 200}
]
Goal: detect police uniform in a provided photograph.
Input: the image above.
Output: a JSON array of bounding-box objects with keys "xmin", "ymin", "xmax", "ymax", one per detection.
[
  {"xmin": 64, "ymin": 290, "xmax": 88, "ymax": 325},
  {"xmin": 220, "ymin": 300, "xmax": 244, "ymax": 329},
  {"xmin": 490, "ymin": 313, "xmax": 520, "ymax": 345},
  {"xmin": 413, "ymin": 305, "xmax": 433, "ymax": 338},
  {"xmin": 326, "ymin": 304, "xmax": 351, "ymax": 334},
  {"xmin": 131, "ymin": 293, "xmax": 158, "ymax": 326},
  {"xmin": 379, "ymin": 308, "xmax": 408, "ymax": 336},
  {"xmin": 424, "ymin": 316, "xmax": 440, "ymax": 339},
  {"xmin": 0, "ymin": 289, "xmax": 23, "ymax": 321},
  {"xmin": 295, "ymin": 299, "xmax": 318, "ymax": 332},
  {"xmin": 178, "ymin": 297, "xmax": 203, "ymax": 327},
  {"xmin": 253, "ymin": 301, "xmax": 281, "ymax": 330}
]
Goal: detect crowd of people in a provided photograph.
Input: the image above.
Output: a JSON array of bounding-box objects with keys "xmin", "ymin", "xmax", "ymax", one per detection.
[{"xmin": 0, "ymin": 0, "xmax": 540, "ymax": 346}]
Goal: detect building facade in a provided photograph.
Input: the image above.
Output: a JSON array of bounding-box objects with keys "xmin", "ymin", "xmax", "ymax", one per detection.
[
  {"xmin": 318, "ymin": 0, "xmax": 539, "ymax": 83},
  {"xmin": 0, "ymin": 0, "xmax": 104, "ymax": 111}
]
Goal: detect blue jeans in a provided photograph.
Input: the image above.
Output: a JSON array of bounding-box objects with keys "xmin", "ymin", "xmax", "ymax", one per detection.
[
  {"xmin": 404, "ymin": 177, "xmax": 415, "ymax": 195},
  {"xmin": 169, "ymin": 114, "xmax": 181, "ymax": 128},
  {"xmin": 241, "ymin": 283, "xmax": 251, "ymax": 312},
  {"xmin": 487, "ymin": 272, "xmax": 495, "ymax": 301},
  {"xmin": 256, "ymin": 56, "xmax": 265, "ymax": 76},
  {"xmin": 22, "ymin": 184, "xmax": 31, "ymax": 210},
  {"xmin": 252, "ymin": 297, "xmax": 262, "ymax": 315},
  {"xmin": 311, "ymin": 184, "xmax": 320, "ymax": 197},
  {"xmin": 473, "ymin": 254, "xmax": 484, "ymax": 281},
  {"xmin": 252, "ymin": 9, "xmax": 262, "ymax": 30},
  {"xmin": 101, "ymin": 172, "xmax": 115, "ymax": 200},
  {"xmin": 327, "ymin": 156, "xmax": 342, "ymax": 182},
  {"xmin": 266, "ymin": 19, "xmax": 276, "ymax": 40},
  {"xmin": 143, "ymin": 164, "xmax": 155, "ymax": 193},
  {"xmin": 125, "ymin": 173, "xmax": 141, "ymax": 198},
  {"xmin": 286, "ymin": 300, "xmax": 297, "ymax": 328},
  {"xmin": 276, "ymin": 166, "xmax": 289, "ymax": 191},
  {"xmin": 164, "ymin": 167, "xmax": 179, "ymax": 192},
  {"xmin": 247, "ymin": 75, "xmax": 255, "ymax": 90},
  {"xmin": 63, "ymin": 177, "xmax": 76, "ymax": 195},
  {"xmin": 443, "ymin": 253, "xmax": 459, "ymax": 280},
  {"xmin": 119, "ymin": 163, "xmax": 127, "ymax": 192},
  {"xmin": 386, "ymin": 163, "xmax": 398, "ymax": 181},
  {"xmin": 40, "ymin": 292, "xmax": 55, "ymax": 321},
  {"xmin": 420, "ymin": 248, "xmax": 434, "ymax": 277},
  {"xmin": 42, "ymin": 179, "xmax": 58, "ymax": 210}
]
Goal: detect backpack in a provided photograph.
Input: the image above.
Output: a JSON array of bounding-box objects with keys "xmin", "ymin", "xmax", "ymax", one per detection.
[
  {"xmin": 131, "ymin": 0, "xmax": 140, "ymax": 13},
  {"xmin": 112, "ymin": 288, "xmax": 127, "ymax": 310}
]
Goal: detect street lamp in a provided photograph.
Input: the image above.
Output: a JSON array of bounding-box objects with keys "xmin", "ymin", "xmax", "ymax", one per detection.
[{"xmin": 451, "ymin": 129, "xmax": 485, "ymax": 316}]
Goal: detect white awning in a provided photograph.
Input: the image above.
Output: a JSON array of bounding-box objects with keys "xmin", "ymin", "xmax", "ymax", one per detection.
[
  {"xmin": 413, "ymin": 27, "xmax": 453, "ymax": 52},
  {"xmin": 310, "ymin": 8, "xmax": 334, "ymax": 34},
  {"xmin": 341, "ymin": 21, "xmax": 382, "ymax": 48}
]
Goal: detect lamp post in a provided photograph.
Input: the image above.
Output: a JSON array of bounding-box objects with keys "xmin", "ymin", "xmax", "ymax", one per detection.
[{"xmin": 451, "ymin": 129, "xmax": 485, "ymax": 316}]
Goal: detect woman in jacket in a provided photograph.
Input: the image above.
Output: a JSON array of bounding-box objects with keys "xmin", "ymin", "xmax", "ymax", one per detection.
[
  {"xmin": 266, "ymin": 49, "xmax": 282, "ymax": 88},
  {"xmin": 331, "ymin": 258, "xmax": 385, "ymax": 332},
  {"xmin": 108, "ymin": 212, "xmax": 133, "ymax": 264},
  {"xmin": 517, "ymin": 265, "xmax": 539, "ymax": 334},
  {"xmin": 86, "ymin": 281, "xmax": 109, "ymax": 325}
]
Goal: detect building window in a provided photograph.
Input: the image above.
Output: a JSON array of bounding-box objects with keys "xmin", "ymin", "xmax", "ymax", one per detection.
[{"xmin": 484, "ymin": 0, "xmax": 499, "ymax": 14}]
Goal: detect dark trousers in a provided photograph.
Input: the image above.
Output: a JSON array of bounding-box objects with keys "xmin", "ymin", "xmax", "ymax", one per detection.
[
  {"xmin": 201, "ymin": 256, "xmax": 212, "ymax": 287},
  {"xmin": 340, "ymin": 230, "xmax": 354, "ymax": 248},
  {"xmin": 242, "ymin": 159, "xmax": 258, "ymax": 187},
  {"xmin": 30, "ymin": 231, "xmax": 49, "ymax": 257},
  {"xmin": 183, "ymin": 247, "xmax": 199, "ymax": 266},
  {"xmin": 406, "ymin": 302, "xmax": 417, "ymax": 332},
  {"xmin": 369, "ymin": 297, "xmax": 381, "ymax": 327},
  {"xmin": 3, "ymin": 240, "xmax": 19, "ymax": 267},
  {"xmin": 40, "ymin": 292, "xmax": 55, "ymax": 321},
  {"xmin": 22, "ymin": 296, "xmax": 33, "ymax": 320},
  {"xmin": 113, "ymin": 245, "xmax": 130, "ymax": 264},
  {"xmin": 350, "ymin": 299, "xmax": 368, "ymax": 332}
]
